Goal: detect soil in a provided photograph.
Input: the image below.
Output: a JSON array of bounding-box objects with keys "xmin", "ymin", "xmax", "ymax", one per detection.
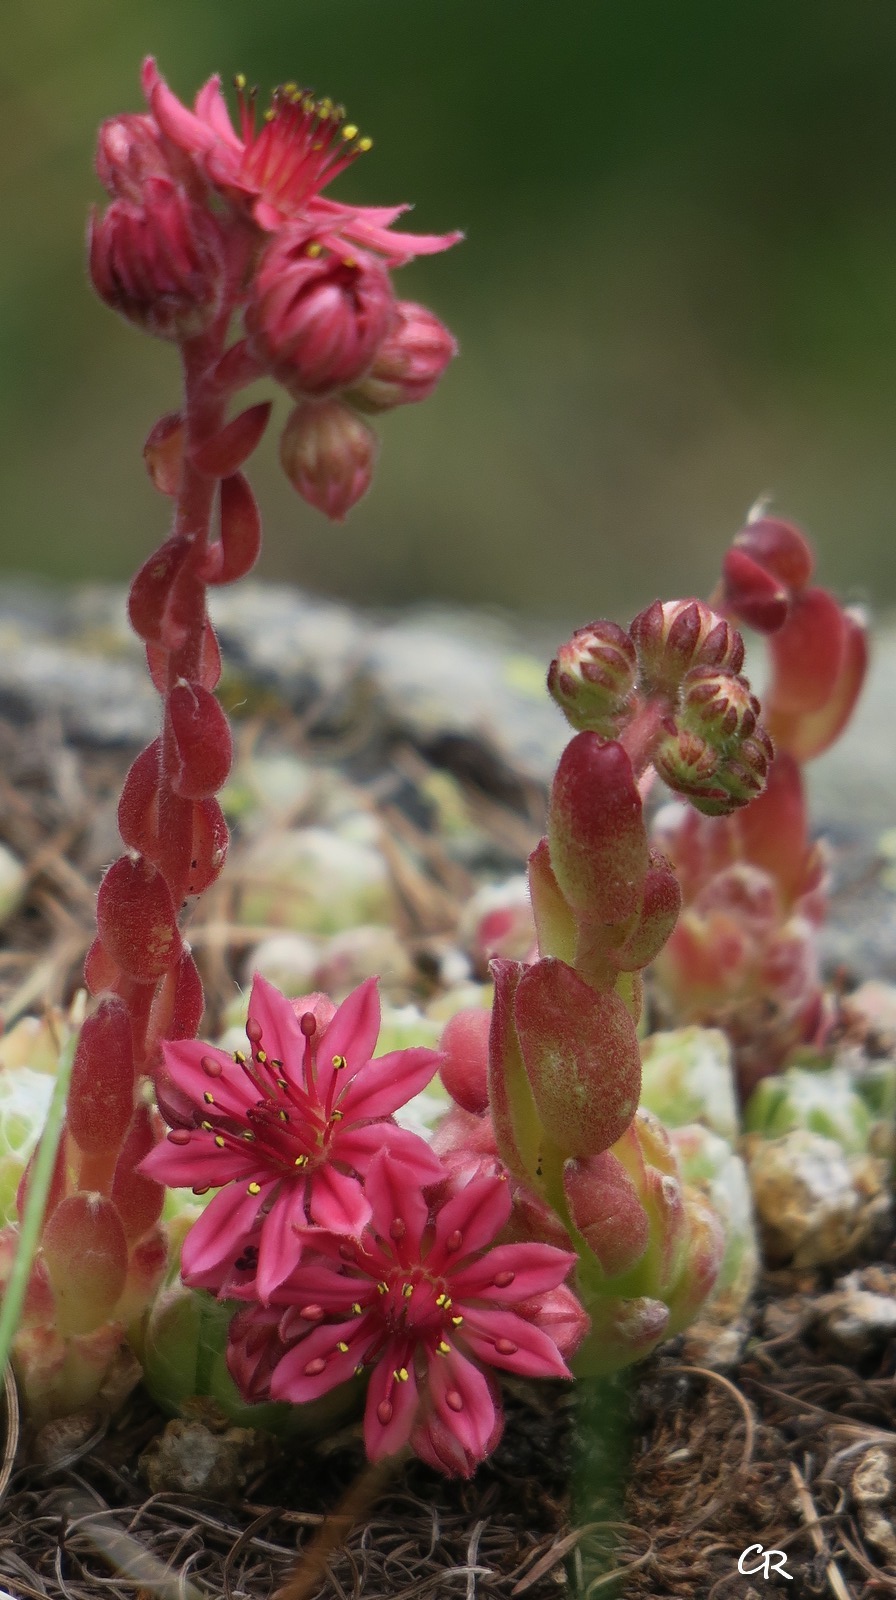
[{"xmin": 0, "ymin": 647, "xmax": 893, "ymax": 1599}]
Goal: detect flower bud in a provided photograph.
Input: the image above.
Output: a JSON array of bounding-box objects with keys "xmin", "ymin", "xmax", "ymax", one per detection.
[
  {"xmin": 679, "ymin": 667, "xmax": 759, "ymax": 746},
  {"xmin": 279, "ymin": 400, "xmax": 377, "ymax": 521},
  {"xmin": 547, "ymin": 621, "xmax": 638, "ymax": 736},
  {"xmin": 654, "ymin": 724, "xmax": 772, "ymax": 816},
  {"xmin": 730, "ymin": 515, "xmax": 814, "ymax": 594},
  {"xmin": 246, "ymin": 234, "xmax": 395, "ymax": 398},
  {"xmin": 95, "ymin": 113, "xmax": 170, "ymax": 202},
  {"xmin": 88, "ymin": 177, "xmax": 226, "ymax": 341},
  {"xmin": 630, "ymin": 600, "xmax": 744, "ymax": 698},
  {"xmin": 439, "ymin": 1008, "xmax": 491, "ymax": 1114},
  {"xmin": 349, "ymin": 300, "xmax": 457, "ymax": 410}
]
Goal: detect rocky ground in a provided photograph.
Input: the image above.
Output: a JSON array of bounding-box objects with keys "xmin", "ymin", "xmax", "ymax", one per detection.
[{"xmin": 0, "ymin": 582, "xmax": 893, "ymax": 1599}]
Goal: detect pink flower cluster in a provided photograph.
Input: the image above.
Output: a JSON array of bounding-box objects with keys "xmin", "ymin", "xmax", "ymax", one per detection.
[
  {"xmin": 90, "ymin": 60, "xmax": 460, "ymax": 519},
  {"xmin": 140, "ymin": 974, "xmax": 584, "ymax": 1475}
]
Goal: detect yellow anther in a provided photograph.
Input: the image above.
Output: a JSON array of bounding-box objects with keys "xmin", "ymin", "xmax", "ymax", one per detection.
[
  {"xmin": 342, "ymin": 124, "xmax": 358, "ymax": 141},
  {"xmin": 401, "ymin": 1283, "xmax": 414, "ymax": 1299},
  {"xmin": 330, "ymin": 1109, "xmax": 344, "ymax": 1120},
  {"xmin": 277, "ymin": 1078, "xmax": 289, "ymax": 1090},
  {"xmin": 444, "ymin": 1297, "xmax": 452, "ymax": 1310},
  {"xmin": 242, "ymin": 1130, "xmax": 255, "ymax": 1140},
  {"xmin": 203, "ymin": 1092, "xmax": 215, "ymax": 1104},
  {"xmin": 270, "ymin": 1059, "xmax": 283, "ymax": 1070},
  {"xmin": 295, "ymin": 1154, "xmax": 308, "ymax": 1168},
  {"xmin": 263, "ymin": 108, "xmax": 275, "ymax": 123},
  {"xmin": 357, "ymin": 136, "xmax": 373, "ymax": 153},
  {"xmin": 201, "ymin": 1120, "xmax": 214, "ymax": 1132},
  {"xmin": 319, "ymin": 97, "xmax": 334, "ymax": 117},
  {"xmin": 214, "ymin": 1136, "xmax": 226, "ymax": 1149},
  {"xmin": 248, "ymin": 1182, "xmax": 261, "ymax": 1196},
  {"xmin": 451, "ymin": 1314, "xmax": 464, "ymax": 1327},
  {"xmin": 435, "ymin": 1293, "xmax": 447, "ymax": 1307},
  {"xmin": 306, "ymin": 242, "xmax": 323, "ymax": 258},
  {"xmin": 354, "ymin": 1364, "xmax": 365, "ymax": 1376},
  {"xmin": 278, "ymin": 1110, "xmax": 289, "ymax": 1122},
  {"xmin": 394, "ymin": 1367, "xmax": 409, "ymax": 1383},
  {"xmin": 283, "ymin": 81, "xmax": 297, "ymax": 95},
  {"xmin": 437, "ymin": 1340, "xmax": 450, "ymax": 1356},
  {"xmin": 336, "ymin": 1341, "xmax": 349, "ymax": 1354},
  {"xmin": 351, "ymin": 1302, "xmax": 362, "ymax": 1315},
  {"xmin": 256, "ymin": 1049, "xmax": 267, "ymax": 1065},
  {"xmin": 332, "ymin": 1054, "xmax": 347, "ymax": 1070},
  {"xmin": 342, "ymin": 257, "xmax": 358, "ymax": 269},
  {"xmin": 377, "ymin": 1281, "xmax": 387, "ymax": 1295},
  {"xmin": 234, "ymin": 1050, "xmax": 246, "ymax": 1064},
  {"xmin": 234, "ymin": 73, "xmax": 247, "ymax": 91}
]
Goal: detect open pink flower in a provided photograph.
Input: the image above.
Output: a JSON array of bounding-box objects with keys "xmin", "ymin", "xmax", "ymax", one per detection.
[
  {"xmin": 259, "ymin": 1151, "xmax": 582, "ymax": 1473},
  {"xmin": 138, "ymin": 974, "xmax": 443, "ymax": 1301},
  {"xmin": 141, "ymin": 58, "xmax": 463, "ymax": 260}
]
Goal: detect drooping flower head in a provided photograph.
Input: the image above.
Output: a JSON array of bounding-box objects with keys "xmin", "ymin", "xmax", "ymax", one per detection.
[
  {"xmin": 138, "ymin": 974, "xmax": 443, "ymax": 1302},
  {"xmin": 233, "ymin": 1151, "xmax": 583, "ymax": 1474},
  {"xmin": 141, "ymin": 58, "xmax": 463, "ymax": 260}
]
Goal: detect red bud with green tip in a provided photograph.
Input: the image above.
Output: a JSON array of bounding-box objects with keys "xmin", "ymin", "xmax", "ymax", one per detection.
[
  {"xmin": 512, "ymin": 958, "xmax": 641, "ymax": 1158},
  {"xmin": 680, "ymin": 668, "xmax": 759, "ymax": 747},
  {"xmin": 67, "ymin": 1000, "xmax": 135, "ymax": 1156},
  {"xmin": 547, "ymin": 621, "xmax": 637, "ymax": 736},
  {"xmin": 547, "ymin": 735, "xmax": 648, "ymax": 924},
  {"xmin": 41, "ymin": 1194, "xmax": 128, "ymax": 1335}
]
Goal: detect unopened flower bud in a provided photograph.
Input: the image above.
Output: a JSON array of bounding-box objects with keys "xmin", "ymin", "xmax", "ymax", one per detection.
[
  {"xmin": 349, "ymin": 300, "xmax": 457, "ymax": 410},
  {"xmin": 547, "ymin": 621, "xmax": 637, "ymax": 735},
  {"xmin": 631, "ymin": 600, "xmax": 744, "ymax": 698},
  {"xmin": 279, "ymin": 400, "xmax": 377, "ymax": 521},
  {"xmin": 246, "ymin": 234, "xmax": 395, "ymax": 398},
  {"xmin": 731, "ymin": 515, "xmax": 814, "ymax": 593},
  {"xmin": 95, "ymin": 113, "xmax": 170, "ymax": 202},
  {"xmin": 88, "ymin": 177, "xmax": 226, "ymax": 341},
  {"xmin": 680, "ymin": 667, "xmax": 759, "ymax": 746},
  {"xmin": 655, "ymin": 717, "xmax": 773, "ymax": 817}
]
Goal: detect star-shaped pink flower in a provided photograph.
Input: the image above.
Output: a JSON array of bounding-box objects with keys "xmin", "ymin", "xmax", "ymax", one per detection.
[
  {"xmin": 238, "ymin": 1151, "xmax": 585, "ymax": 1474},
  {"xmin": 141, "ymin": 58, "xmax": 463, "ymax": 259},
  {"xmin": 138, "ymin": 974, "xmax": 443, "ymax": 1301}
]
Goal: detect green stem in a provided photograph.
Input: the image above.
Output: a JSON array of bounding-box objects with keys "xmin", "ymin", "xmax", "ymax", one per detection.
[{"xmin": 0, "ymin": 1032, "xmax": 76, "ymax": 1381}]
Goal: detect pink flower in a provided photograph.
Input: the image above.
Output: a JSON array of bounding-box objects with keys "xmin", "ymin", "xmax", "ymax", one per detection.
[
  {"xmin": 88, "ymin": 176, "xmax": 227, "ymax": 341},
  {"xmin": 141, "ymin": 58, "xmax": 463, "ymax": 260},
  {"xmin": 245, "ymin": 232, "xmax": 395, "ymax": 397},
  {"xmin": 259, "ymin": 1151, "xmax": 581, "ymax": 1473},
  {"xmin": 138, "ymin": 974, "xmax": 443, "ymax": 1301}
]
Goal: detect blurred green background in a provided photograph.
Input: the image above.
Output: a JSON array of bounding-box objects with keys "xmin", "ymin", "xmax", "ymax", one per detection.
[{"xmin": 3, "ymin": 0, "xmax": 896, "ymax": 630}]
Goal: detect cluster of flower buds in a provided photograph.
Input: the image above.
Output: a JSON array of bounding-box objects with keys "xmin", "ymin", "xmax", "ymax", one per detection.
[
  {"xmin": 90, "ymin": 61, "xmax": 460, "ymax": 519},
  {"xmin": 651, "ymin": 513, "xmax": 868, "ymax": 1097},
  {"xmin": 548, "ymin": 599, "xmax": 772, "ymax": 816},
  {"xmin": 135, "ymin": 975, "xmax": 584, "ymax": 1475}
]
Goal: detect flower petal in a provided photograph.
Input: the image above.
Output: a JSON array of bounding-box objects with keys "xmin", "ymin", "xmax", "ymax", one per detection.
[
  {"xmin": 193, "ymin": 75, "xmax": 241, "ymax": 148},
  {"xmin": 315, "ymin": 977, "xmax": 381, "ymax": 1099},
  {"xmin": 450, "ymin": 1243, "xmax": 577, "ymax": 1303},
  {"xmin": 270, "ymin": 1316, "xmax": 366, "ymax": 1402},
  {"xmin": 159, "ymin": 1038, "xmax": 256, "ymax": 1119},
  {"xmin": 246, "ymin": 973, "xmax": 306, "ymax": 1084},
  {"xmin": 137, "ymin": 1129, "xmax": 260, "ymax": 1187},
  {"xmin": 364, "ymin": 1339, "xmax": 420, "ymax": 1460},
  {"xmin": 429, "ymin": 1174, "xmax": 512, "ymax": 1271},
  {"xmin": 363, "ymin": 1149, "xmax": 429, "ymax": 1259},
  {"xmin": 180, "ymin": 1178, "xmax": 274, "ymax": 1281},
  {"xmin": 459, "ymin": 1307, "xmax": 573, "ymax": 1378},
  {"xmin": 143, "ymin": 58, "xmax": 217, "ymax": 156},
  {"xmin": 335, "ymin": 1122, "xmax": 444, "ymax": 1184},
  {"xmin": 256, "ymin": 1178, "xmax": 309, "ymax": 1303},
  {"xmin": 308, "ymin": 1164, "xmax": 371, "ymax": 1236},
  {"xmin": 426, "ymin": 1345, "xmax": 498, "ymax": 1464},
  {"xmin": 339, "ymin": 1048, "xmax": 442, "ymax": 1120}
]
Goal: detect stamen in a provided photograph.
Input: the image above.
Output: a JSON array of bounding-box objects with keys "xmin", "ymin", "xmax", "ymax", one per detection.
[
  {"xmin": 351, "ymin": 1302, "xmax": 362, "ymax": 1315},
  {"xmin": 435, "ymin": 1293, "xmax": 447, "ymax": 1308},
  {"xmin": 451, "ymin": 1315, "xmax": 464, "ymax": 1327},
  {"xmin": 331, "ymin": 1053, "xmax": 347, "ymax": 1070},
  {"xmin": 201, "ymin": 1121, "xmax": 214, "ymax": 1132},
  {"xmin": 248, "ymin": 1181, "xmax": 261, "ymax": 1195},
  {"xmin": 436, "ymin": 1340, "xmax": 450, "ymax": 1355},
  {"xmin": 401, "ymin": 1283, "xmax": 414, "ymax": 1299},
  {"xmin": 214, "ymin": 1135, "xmax": 226, "ymax": 1149},
  {"xmin": 234, "ymin": 1050, "xmax": 246, "ymax": 1065},
  {"xmin": 336, "ymin": 1341, "xmax": 349, "ymax": 1353},
  {"xmin": 203, "ymin": 1092, "xmax": 215, "ymax": 1105},
  {"xmin": 394, "ymin": 1366, "xmax": 409, "ymax": 1383}
]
